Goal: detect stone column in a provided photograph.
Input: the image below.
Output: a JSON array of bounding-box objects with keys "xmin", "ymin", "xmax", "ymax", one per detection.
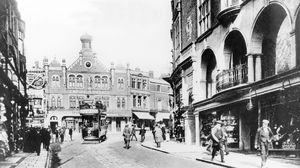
[
  {"xmin": 247, "ymin": 54, "xmax": 254, "ymax": 83},
  {"xmin": 184, "ymin": 113, "xmax": 195, "ymax": 145},
  {"xmin": 255, "ymin": 54, "xmax": 262, "ymax": 81},
  {"xmin": 195, "ymin": 113, "xmax": 200, "ymax": 146}
]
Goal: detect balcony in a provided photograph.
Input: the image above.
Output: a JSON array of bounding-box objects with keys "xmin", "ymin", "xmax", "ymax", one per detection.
[
  {"xmin": 216, "ymin": 64, "xmax": 248, "ymax": 92},
  {"xmin": 217, "ymin": 0, "xmax": 242, "ymax": 24}
]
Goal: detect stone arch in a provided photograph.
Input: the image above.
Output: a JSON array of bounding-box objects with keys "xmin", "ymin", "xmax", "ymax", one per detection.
[
  {"xmin": 223, "ymin": 30, "xmax": 247, "ymax": 69},
  {"xmin": 50, "ymin": 116, "xmax": 58, "ymax": 121},
  {"xmin": 251, "ymin": 3, "xmax": 292, "ymax": 79},
  {"xmin": 200, "ymin": 49, "xmax": 217, "ymax": 98}
]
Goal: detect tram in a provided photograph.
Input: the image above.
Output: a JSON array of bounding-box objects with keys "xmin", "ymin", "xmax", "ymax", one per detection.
[{"xmin": 80, "ymin": 99, "xmax": 108, "ymax": 142}]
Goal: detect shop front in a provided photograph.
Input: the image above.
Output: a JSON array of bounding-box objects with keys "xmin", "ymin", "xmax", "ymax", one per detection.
[{"xmin": 258, "ymin": 86, "xmax": 300, "ymax": 155}]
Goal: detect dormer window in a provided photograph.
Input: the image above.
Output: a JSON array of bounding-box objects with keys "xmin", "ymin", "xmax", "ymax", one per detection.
[
  {"xmin": 95, "ymin": 76, "xmax": 101, "ymax": 88},
  {"xmin": 77, "ymin": 75, "xmax": 83, "ymax": 88}
]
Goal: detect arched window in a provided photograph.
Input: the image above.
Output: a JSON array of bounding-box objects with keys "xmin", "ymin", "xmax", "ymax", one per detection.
[
  {"xmin": 51, "ymin": 96, "xmax": 56, "ymax": 108},
  {"xmin": 69, "ymin": 75, "xmax": 75, "ymax": 87},
  {"xmin": 131, "ymin": 78, "xmax": 136, "ymax": 88},
  {"xmin": 57, "ymin": 97, "xmax": 61, "ymax": 108},
  {"xmin": 77, "ymin": 75, "xmax": 83, "ymax": 88},
  {"xmin": 50, "ymin": 116, "xmax": 58, "ymax": 121},
  {"xmin": 95, "ymin": 76, "xmax": 101, "ymax": 88},
  {"xmin": 52, "ymin": 75, "xmax": 60, "ymax": 87},
  {"xmin": 102, "ymin": 76, "xmax": 108, "ymax": 88}
]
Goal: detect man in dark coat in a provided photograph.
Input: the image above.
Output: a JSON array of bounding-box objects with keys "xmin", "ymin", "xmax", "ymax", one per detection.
[
  {"xmin": 123, "ymin": 124, "xmax": 131, "ymax": 149},
  {"xmin": 139, "ymin": 125, "xmax": 146, "ymax": 143},
  {"xmin": 211, "ymin": 121, "xmax": 225, "ymax": 162},
  {"xmin": 69, "ymin": 128, "xmax": 73, "ymax": 141}
]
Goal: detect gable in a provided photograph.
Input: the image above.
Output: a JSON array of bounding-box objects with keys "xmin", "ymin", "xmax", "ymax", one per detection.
[{"xmin": 68, "ymin": 56, "xmax": 107, "ymax": 73}]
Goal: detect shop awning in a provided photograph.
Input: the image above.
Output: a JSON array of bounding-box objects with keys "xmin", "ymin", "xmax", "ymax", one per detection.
[
  {"xmin": 156, "ymin": 113, "xmax": 170, "ymax": 121},
  {"xmin": 133, "ymin": 112, "xmax": 154, "ymax": 120}
]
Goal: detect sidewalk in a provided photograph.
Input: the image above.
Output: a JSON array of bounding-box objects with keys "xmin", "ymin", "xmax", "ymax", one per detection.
[
  {"xmin": 0, "ymin": 149, "xmax": 48, "ymax": 168},
  {"xmin": 141, "ymin": 140, "xmax": 300, "ymax": 168}
]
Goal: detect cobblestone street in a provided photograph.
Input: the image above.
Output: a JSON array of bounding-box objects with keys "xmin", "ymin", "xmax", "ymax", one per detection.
[{"xmin": 57, "ymin": 133, "xmax": 218, "ymax": 168}]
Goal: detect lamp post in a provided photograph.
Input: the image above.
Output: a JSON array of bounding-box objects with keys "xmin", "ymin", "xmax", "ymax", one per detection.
[{"xmin": 10, "ymin": 99, "xmax": 15, "ymax": 152}]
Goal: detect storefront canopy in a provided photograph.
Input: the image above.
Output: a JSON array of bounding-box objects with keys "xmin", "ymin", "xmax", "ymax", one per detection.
[
  {"xmin": 133, "ymin": 112, "xmax": 154, "ymax": 120},
  {"xmin": 156, "ymin": 113, "xmax": 170, "ymax": 121}
]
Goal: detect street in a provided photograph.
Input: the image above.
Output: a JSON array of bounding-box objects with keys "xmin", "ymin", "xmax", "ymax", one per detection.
[{"xmin": 57, "ymin": 133, "xmax": 219, "ymax": 168}]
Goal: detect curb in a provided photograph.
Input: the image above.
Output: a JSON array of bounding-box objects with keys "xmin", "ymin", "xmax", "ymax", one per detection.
[
  {"xmin": 195, "ymin": 158, "xmax": 236, "ymax": 168},
  {"xmin": 141, "ymin": 144, "xmax": 236, "ymax": 168},
  {"xmin": 141, "ymin": 144, "xmax": 169, "ymax": 154}
]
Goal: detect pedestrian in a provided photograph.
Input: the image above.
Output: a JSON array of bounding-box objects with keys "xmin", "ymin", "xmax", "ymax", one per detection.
[
  {"xmin": 161, "ymin": 123, "xmax": 166, "ymax": 141},
  {"xmin": 33, "ymin": 127, "xmax": 42, "ymax": 156},
  {"xmin": 211, "ymin": 120, "xmax": 225, "ymax": 163},
  {"xmin": 59, "ymin": 127, "xmax": 65, "ymax": 143},
  {"xmin": 154, "ymin": 124, "xmax": 163, "ymax": 148},
  {"xmin": 123, "ymin": 124, "xmax": 131, "ymax": 149},
  {"xmin": 165, "ymin": 128, "xmax": 170, "ymax": 142},
  {"xmin": 55, "ymin": 128, "xmax": 59, "ymax": 143},
  {"xmin": 44, "ymin": 128, "xmax": 51, "ymax": 151},
  {"xmin": 255, "ymin": 119, "xmax": 274, "ymax": 168},
  {"xmin": 139, "ymin": 125, "xmax": 146, "ymax": 143},
  {"xmin": 130, "ymin": 124, "xmax": 138, "ymax": 141},
  {"xmin": 69, "ymin": 127, "xmax": 73, "ymax": 141},
  {"xmin": 221, "ymin": 122, "xmax": 229, "ymax": 155}
]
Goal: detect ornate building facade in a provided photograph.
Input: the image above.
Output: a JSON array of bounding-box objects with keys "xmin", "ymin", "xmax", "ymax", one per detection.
[
  {"xmin": 36, "ymin": 34, "xmax": 171, "ymax": 132},
  {"xmin": 167, "ymin": 0, "xmax": 300, "ymax": 154}
]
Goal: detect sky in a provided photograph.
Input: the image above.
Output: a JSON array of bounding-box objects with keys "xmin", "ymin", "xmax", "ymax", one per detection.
[{"xmin": 17, "ymin": 0, "xmax": 173, "ymax": 77}]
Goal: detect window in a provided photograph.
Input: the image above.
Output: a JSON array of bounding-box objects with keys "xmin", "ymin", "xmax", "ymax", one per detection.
[
  {"xmin": 118, "ymin": 78, "xmax": 124, "ymax": 89},
  {"xmin": 137, "ymin": 96, "xmax": 142, "ymax": 107},
  {"xmin": 198, "ymin": 0, "xmax": 211, "ymax": 36},
  {"xmin": 69, "ymin": 96, "xmax": 76, "ymax": 108},
  {"xmin": 95, "ymin": 76, "xmax": 101, "ymax": 88},
  {"xmin": 143, "ymin": 96, "xmax": 147, "ymax": 108},
  {"xmin": 102, "ymin": 76, "xmax": 108, "ymax": 88},
  {"xmin": 77, "ymin": 75, "xmax": 83, "ymax": 88},
  {"xmin": 142, "ymin": 80, "xmax": 147, "ymax": 90},
  {"xmin": 133, "ymin": 95, "xmax": 136, "ymax": 107},
  {"xmin": 156, "ymin": 85, "xmax": 161, "ymax": 92},
  {"xmin": 51, "ymin": 96, "xmax": 56, "ymax": 108},
  {"xmin": 137, "ymin": 79, "xmax": 141, "ymax": 89},
  {"xmin": 57, "ymin": 97, "xmax": 61, "ymax": 108},
  {"xmin": 117, "ymin": 97, "xmax": 121, "ymax": 108},
  {"xmin": 69, "ymin": 75, "xmax": 75, "ymax": 87},
  {"xmin": 122, "ymin": 98, "xmax": 125, "ymax": 108},
  {"xmin": 52, "ymin": 75, "xmax": 60, "ymax": 87},
  {"xmin": 103, "ymin": 97, "xmax": 109, "ymax": 108},
  {"xmin": 131, "ymin": 78, "xmax": 136, "ymax": 88}
]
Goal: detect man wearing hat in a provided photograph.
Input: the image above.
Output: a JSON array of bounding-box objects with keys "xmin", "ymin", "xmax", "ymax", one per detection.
[
  {"xmin": 255, "ymin": 119, "xmax": 274, "ymax": 168},
  {"xmin": 211, "ymin": 120, "xmax": 225, "ymax": 162}
]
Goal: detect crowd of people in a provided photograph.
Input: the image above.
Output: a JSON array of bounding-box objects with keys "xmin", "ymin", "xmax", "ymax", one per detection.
[{"xmin": 122, "ymin": 122, "xmax": 170, "ymax": 149}]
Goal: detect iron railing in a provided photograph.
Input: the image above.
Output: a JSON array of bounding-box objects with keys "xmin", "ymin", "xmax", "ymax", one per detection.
[{"xmin": 216, "ymin": 64, "xmax": 248, "ymax": 92}]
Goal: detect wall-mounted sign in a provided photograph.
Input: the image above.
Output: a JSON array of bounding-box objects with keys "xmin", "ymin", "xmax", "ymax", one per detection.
[{"xmin": 27, "ymin": 72, "xmax": 47, "ymax": 90}]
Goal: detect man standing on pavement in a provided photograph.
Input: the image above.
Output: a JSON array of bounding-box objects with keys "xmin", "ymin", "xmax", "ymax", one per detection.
[
  {"xmin": 139, "ymin": 125, "xmax": 146, "ymax": 143},
  {"xmin": 255, "ymin": 119, "xmax": 274, "ymax": 168},
  {"xmin": 69, "ymin": 127, "xmax": 73, "ymax": 141},
  {"xmin": 211, "ymin": 120, "xmax": 225, "ymax": 162},
  {"xmin": 123, "ymin": 124, "xmax": 131, "ymax": 149},
  {"xmin": 130, "ymin": 124, "xmax": 137, "ymax": 141}
]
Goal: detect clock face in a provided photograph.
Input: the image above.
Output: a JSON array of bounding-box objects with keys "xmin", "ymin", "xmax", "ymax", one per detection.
[{"xmin": 85, "ymin": 61, "xmax": 92, "ymax": 68}]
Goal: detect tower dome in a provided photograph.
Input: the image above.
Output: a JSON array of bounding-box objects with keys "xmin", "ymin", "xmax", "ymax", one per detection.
[{"xmin": 80, "ymin": 33, "xmax": 92, "ymax": 42}]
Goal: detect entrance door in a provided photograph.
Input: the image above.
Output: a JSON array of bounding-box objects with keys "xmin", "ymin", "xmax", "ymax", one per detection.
[{"xmin": 50, "ymin": 122, "xmax": 58, "ymax": 133}]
